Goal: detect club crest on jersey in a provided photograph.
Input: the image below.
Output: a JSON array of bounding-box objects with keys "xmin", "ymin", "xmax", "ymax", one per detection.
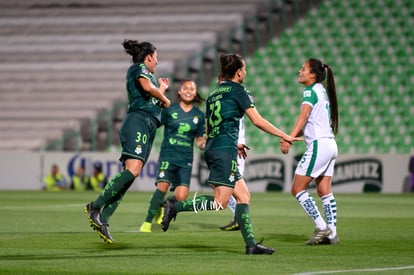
[
  {"xmin": 134, "ymin": 145, "xmax": 142, "ymax": 155},
  {"xmin": 193, "ymin": 116, "xmax": 199, "ymax": 124},
  {"xmin": 171, "ymin": 112, "xmax": 178, "ymax": 119}
]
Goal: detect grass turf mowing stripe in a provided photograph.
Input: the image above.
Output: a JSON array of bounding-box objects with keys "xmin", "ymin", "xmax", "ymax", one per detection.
[{"xmin": 0, "ymin": 191, "xmax": 413, "ymax": 274}]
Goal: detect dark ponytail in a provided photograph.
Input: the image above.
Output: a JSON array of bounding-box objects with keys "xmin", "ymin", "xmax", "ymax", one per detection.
[
  {"xmin": 308, "ymin": 58, "xmax": 339, "ymax": 135},
  {"xmin": 122, "ymin": 39, "xmax": 156, "ymax": 63},
  {"xmin": 219, "ymin": 53, "xmax": 244, "ymax": 80}
]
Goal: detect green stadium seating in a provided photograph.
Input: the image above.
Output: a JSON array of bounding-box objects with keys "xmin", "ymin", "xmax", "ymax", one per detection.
[{"xmin": 244, "ymin": 0, "xmax": 414, "ymax": 154}]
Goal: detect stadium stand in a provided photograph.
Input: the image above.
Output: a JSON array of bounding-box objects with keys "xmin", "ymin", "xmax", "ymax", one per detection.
[
  {"xmin": 242, "ymin": 0, "xmax": 414, "ymax": 154},
  {"xmin": 0, "ymin": 0, "xmax": 295, "ymax": 151}
]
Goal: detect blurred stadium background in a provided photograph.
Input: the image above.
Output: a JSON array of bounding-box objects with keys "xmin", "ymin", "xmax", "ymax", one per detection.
[{"xmin": 0, "ymin": 0, "xmax": 412, "ymax": 155}]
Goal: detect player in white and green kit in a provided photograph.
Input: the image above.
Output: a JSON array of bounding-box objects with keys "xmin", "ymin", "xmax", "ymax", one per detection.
[
  {"xmin": 140, "ymin": 79, "xmax": 205, "ymax": 233},
  {"xmin": 162, "ymin": 53, "xmax": 302, "ymax": 254},
  {"xmin": 280, "ymin": 58, "xmax": 339, "ymax": 245}
]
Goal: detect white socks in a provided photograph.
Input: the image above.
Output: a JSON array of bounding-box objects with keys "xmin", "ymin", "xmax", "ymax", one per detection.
[
  {"xmin": 295, "ymin": 190, "xmax": 327, "ymax": 231},
  {"xmin": 321, "ymin": 193, "xmax": 337, "ymax": 238},
  {"xmin": 227, "ymin": 195, "xmax": 237, "ymax": 215}
]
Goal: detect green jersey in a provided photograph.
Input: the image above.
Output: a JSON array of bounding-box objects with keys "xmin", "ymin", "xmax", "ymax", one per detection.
[
  {"xmin": 205, "ymin": 80, "xmax": 255, "ymax": 152},
  {"xmin": 125, "ymin": 63, "xmax": 162, "ymax": 123},
  {"xmin": 159, "ymin": 102, "xmax": 205, "ymax": 163}
]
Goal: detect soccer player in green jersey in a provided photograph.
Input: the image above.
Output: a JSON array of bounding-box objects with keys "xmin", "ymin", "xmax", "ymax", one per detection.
[
  {"xmin": 84, "ymin": 39, "xmax": 170, "ymax": 244},
  {"xmin": 140, "ymin": 79, "xmax": 206, "ymax": 233},
  {"xmin": 219, "ymin": 117, "xmax": 248, "ymax": 231},
  {"xmin": 162, "ymin": 53, "xmax": 302, "ymax": 254},
  {"xmin": 280, "ymin": 59, "xmax": 339, "ymax": 245}
]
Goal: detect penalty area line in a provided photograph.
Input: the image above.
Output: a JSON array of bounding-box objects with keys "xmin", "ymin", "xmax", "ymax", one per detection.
[{"xmin": 292, "ymin": 265, "xmax": 414, "ymax": 275}]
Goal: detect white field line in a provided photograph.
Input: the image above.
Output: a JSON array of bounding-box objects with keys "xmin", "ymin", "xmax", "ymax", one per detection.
[{"xmin": 292, "ymin": 265, "xmax": 414, "ymax": 275}]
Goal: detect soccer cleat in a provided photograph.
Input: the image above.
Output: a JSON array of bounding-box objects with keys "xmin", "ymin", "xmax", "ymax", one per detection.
[
  {"xmin": 161, "ymin": 199, "xmax": 177, "ymax": 232},
  {"xmin": 306, "ymin": 228, "xmax": 332, "ymax": 245},
  {"xmin": 246, "ymin": 243, "xmax": 275, "ymax": 255},
  {"xmin": 154, "ymin": 207, "xmax": 164, "ymax": 225},
  {"xmin": 139, "ymin": 221, "xmax": 152, "ymax": 233},
  {"xmin": 329, "ymin": 235, "xmax": 340, "ymax": 244},
  {"xmin": 97, "ymin": 223, "xmax": 114, "ymax": 244},
  {"xmin": 219, "ymin": 218, "xmax": 240, "ymax": 231},
  {"xmin": 84, "ymin": 202, "xmax": 102, "ymax": 229},
  {"xmin": 320, "ymin": 235, "xmax": 340, "ymax": 245}
]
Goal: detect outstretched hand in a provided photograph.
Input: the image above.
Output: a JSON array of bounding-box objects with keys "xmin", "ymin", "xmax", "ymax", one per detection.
[
  {"xmin": 158, "ymin": 78, "xmax": 169, "ymax": 91},
  {"xmin": 283, "ymin": 134, "xmax": 304, "ymax": 144},
  {"xmin": 279, "ymin": 139, "xmax": 291, "ymax": 154},
  {"xmin": 237, "ymin": 144, "xmax": 250, "ymax": 159},
  {"xmin": 158, "ymin": 78, "xmax": 170, "ymax": 108},
  {"xmin": 279, "ymin": 135, "xmax": 303, "ymax": 154}
]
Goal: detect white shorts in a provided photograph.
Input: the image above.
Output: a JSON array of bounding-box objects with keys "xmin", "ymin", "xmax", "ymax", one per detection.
[{"xmin": 295, "ymin": 138, "xmax": 338, "ymax": 178}]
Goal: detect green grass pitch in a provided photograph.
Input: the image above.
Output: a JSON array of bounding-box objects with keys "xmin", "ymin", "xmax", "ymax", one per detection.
[{"xmin": 0, "ymin": 191, "xmax": 413, "ymax": 274}]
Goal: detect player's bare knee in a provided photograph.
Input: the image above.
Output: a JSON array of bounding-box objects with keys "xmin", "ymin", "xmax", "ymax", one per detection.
[
  {"xmin": 127, "ymin": 168, "xmax": 140, "ymax": 178},
  {"xmin": 175, "ymin": 194, "xmax": 188, "ymax": 201}
]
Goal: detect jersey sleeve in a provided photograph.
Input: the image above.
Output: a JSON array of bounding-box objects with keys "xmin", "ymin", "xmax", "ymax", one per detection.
[
  {"xmin": 235, "ymin": 87, "xmax": 255, "ymax": 112},
  {"xmin": 131, "ymin": 64, "xmax": 153, "ymax": 101},
  {"xmin": 302, "ymin": 87, "xmax": 318, "ymax": 107},
  {"xmin": 137, "ymin": 64, "xmax": 152, "ymax": 81}
]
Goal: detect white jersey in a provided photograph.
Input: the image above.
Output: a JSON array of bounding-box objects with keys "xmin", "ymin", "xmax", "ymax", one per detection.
[
  {"xmin": 238, "ymin": 116, "xmax": 246, "ymax": 145},
  {"xmin": 301, "ymin": 83, "xmax": 334, "ymax": 148}
]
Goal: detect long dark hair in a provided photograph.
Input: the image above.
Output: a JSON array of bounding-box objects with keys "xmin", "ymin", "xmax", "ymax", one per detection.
[
  {"xmin": 308, "ymin": 58, "xmax": 338, "ymax": 135},
  {"xmin": 122, "ymin": 39, "xmax": 156, "ymax": 63},
  {"xmin": 219, "ymin": 53, "xmax": 244, "ymax": 80}
]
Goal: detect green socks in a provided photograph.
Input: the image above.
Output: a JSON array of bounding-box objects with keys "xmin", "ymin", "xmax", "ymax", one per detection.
[
  {"xmin": 168, "ymin": 195, "xmax": 257, "ymax": 247},
  {"xmin": 144, "ymin": 189, "xmax": 166, "ymax": 223},
  {"xmin": 235, "ymin": 203, "xmax": 256, "ymax": 247},
  {"xmin": 100, "ymin": 200, "xmax": 121, "ymax": 224},
  {"xmin": 92, "ymin": 169, "xmax": 135, "ymax": 211}
]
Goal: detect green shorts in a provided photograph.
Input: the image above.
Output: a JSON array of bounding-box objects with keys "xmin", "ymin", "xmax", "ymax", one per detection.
[
  {"xmin": 204, "ymin": 150, "xmax": 242, "ymax": 188},
  {"xmin": 119, "ymin": 111, "xmax": 159, "ymax": 164},
  {"xmin": 155, "ymin": 159, "xmax": 192, "ymax": 191}
]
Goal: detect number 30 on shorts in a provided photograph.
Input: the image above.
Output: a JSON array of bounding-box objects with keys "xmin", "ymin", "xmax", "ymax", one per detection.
[{"xmin": 135, "ymin": 131, "xmax": 147, "ymax": 144}]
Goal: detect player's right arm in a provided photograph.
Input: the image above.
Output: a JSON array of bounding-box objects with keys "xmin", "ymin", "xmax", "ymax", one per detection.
[
  {"xmin": 245, "ymin": 107, "xmax": 301, "ymax": 143},
  {"xmin": 289, "ymin": 104, "xmax": 311, "ymax": 138},
  {"xmin": 280, "ymin": 104, "xmax": 310, "ymax": 154},
  {"xmin": 138, "ymin": 77, "xmax": 171, "ymax": 108}
]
